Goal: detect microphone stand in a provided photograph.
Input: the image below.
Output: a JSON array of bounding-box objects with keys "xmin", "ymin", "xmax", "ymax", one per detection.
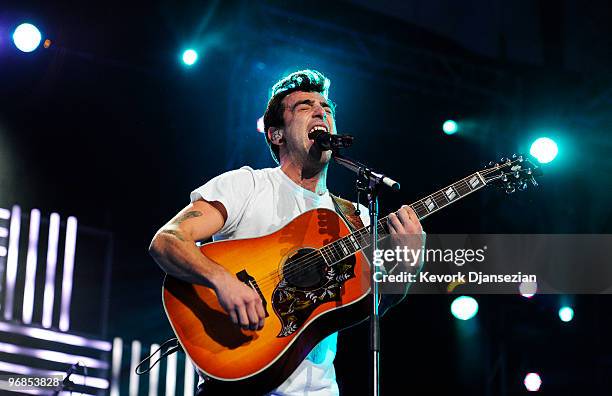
[
  {"xmin": 53, "ymin": 362, "xmax": 80, "ymax": 395},
  {"xmin": 332, "ymin": 150, "xmax": 400, "ymax": 396}
]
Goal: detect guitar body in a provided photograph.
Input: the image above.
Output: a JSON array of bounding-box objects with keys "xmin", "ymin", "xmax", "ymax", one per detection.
[{"xmin": 163, "ymin": 208, "xmax": 372, "ymax": 394}]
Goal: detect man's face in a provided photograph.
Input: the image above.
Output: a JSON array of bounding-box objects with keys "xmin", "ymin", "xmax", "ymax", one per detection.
[{"xmin": 278, "ymin": 91, "xmax": 336, "ymax": 166}]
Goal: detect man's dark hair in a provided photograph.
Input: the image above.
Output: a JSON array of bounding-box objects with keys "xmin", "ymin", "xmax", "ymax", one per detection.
[{"xmin": 263, "ymin": 69, "xmax": 333, "ymax": 164}]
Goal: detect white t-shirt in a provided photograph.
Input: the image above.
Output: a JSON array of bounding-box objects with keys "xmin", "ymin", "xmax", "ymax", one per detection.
[{"xmin": 190, "ymin": 166, "xmax": 369, "ymax": 396}]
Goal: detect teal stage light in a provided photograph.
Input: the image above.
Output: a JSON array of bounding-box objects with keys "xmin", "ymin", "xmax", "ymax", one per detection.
[
  {"xmin": 450, "ymin": 296, "xmax": 478, "ymax": 320},
  {"xmin": 530, "ymin": 137, "xmax": 558, "ymax": 163},
  {"xmin": 443, "ymin": 120, "xmax": 458, "ymax": 135},
  {"xmin": 182, "ymin": 49, "xmax": 198, "ymax": 66},
  {"xmin": 13, "ymin": 23, "xmax": 42, "ymax": 53},
  {"xmin": 558, "ymin": 306, "xmax": 574, "ymax": 322}
]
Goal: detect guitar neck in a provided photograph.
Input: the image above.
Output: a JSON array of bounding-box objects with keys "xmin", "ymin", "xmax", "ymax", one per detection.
[
  {"xmin": 404, "ymin": 171, "xmax": 487, "ymax": 221},
  {"xmin": 320, "ymin": 171, "xmax": 487, "ymax": 262}
]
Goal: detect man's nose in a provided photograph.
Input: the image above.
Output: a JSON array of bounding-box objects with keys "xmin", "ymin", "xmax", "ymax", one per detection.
[{"xmin": 312, "ymin": 105, "xmax": 327, "ymax": 120}]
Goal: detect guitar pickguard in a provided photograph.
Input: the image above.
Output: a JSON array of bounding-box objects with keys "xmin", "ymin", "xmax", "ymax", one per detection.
[{"xmin": 272, "ymin": 256, "xmax": 356, "ymax": 338}]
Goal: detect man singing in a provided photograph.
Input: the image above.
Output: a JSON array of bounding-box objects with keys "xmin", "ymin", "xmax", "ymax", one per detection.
[{"xmin": 149, "ymin": 69, "xmax": 423, "ymax": 395}]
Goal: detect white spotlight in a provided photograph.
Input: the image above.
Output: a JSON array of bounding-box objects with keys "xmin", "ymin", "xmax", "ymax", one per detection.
[
  {"xmin": 524, "ymin": 372, "xmax": 542, "ymax": 391},
  {"xmin": 13, "ymin": 23, "xmax": 42, "ymax": 53},
  {"xmin": 519, "ymin": 281, "xmax": 537, "ymax": 298}
]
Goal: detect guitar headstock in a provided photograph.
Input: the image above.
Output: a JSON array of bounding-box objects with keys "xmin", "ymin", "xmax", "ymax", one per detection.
[{"xmin": 480, "ymin": 154, "xmax": 543, "ymax": 194}]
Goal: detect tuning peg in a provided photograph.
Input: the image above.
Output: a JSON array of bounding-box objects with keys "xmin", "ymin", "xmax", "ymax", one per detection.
[
  {"xmin": 488, "ymin": 161, "xmax": 498, "ymax": 167},
  {"xmin": 505, "ymin": 185, "xmax": 516, "ymax": 194},
  {"xmin": 518, "ymin": 182, "xmax": 528, "ymax": 191},
  {"xmin": 512, "ymin": 154, "xmax": 517, "ymax": 159},
  {"xmin": 514, "ymin": 171, "xmax": 521, "ymax": 179},
  {"xmin": 501, "ymin": 157, "xmax": 507, "ymax": 163},
  {"xmin": 526, "ymin": 169, "xmax": 532, "ymax": 175},
  {"xmin": 501, "ymin": 174, "xmax": 508, "ymax": 182},
  {"xmin": 518, "ymin": 155, "xmax": 524, "ymax": 162}
]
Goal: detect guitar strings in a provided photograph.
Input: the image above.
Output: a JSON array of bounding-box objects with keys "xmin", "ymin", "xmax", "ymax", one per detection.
[
  {"xmin": 252, "ymin": 165, "xmax": 512, "ymax": 290},
  {"xmin": 253, "ymin": 165, "xmax": 507, "ymax": 291},
  {"xmin": 249, "ymin": 165, "xmax": 509, "ymax": 291},
  {"xmin": 250, "ymin": 225, "xmax": 378, "ymax": 292}
]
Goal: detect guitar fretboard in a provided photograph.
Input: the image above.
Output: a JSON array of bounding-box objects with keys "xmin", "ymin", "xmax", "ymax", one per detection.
[{"xmin": 319, "ymin": 171, "xmax": 487, "ymax": 265}]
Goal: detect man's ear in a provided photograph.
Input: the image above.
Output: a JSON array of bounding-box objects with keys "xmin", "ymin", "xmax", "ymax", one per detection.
[{"xmin": 268, "ymin": 127, "xmax": 284, "ymax": 145}]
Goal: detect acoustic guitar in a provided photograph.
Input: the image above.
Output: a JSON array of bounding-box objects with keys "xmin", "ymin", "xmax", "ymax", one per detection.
[{"xmin": 162, "ymin": 155, "xmax": 540, "ymax": 394}]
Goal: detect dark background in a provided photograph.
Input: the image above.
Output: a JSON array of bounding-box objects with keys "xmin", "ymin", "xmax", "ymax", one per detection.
[{"xmin": 1, "ymin": 0, "xmax": 612, "ymax": 394}]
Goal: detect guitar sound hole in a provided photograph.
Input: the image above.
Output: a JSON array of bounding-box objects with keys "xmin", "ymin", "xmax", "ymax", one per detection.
[{"xmin": 283, "ymin": 248, "xmax": 325, "ymax": 288}]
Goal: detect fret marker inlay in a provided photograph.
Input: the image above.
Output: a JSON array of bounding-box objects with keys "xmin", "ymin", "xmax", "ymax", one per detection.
[
  {"xmin": 340, "ymin": 241, "xmax": 349, "ymax": 255},
  {"xmin": 445, "ymin": 187, "xmax": 457, "ymax": 200},
  {"xmin": 469, "ymin": 176, "xmax": 480, "ymax": 188},
  {"xmin": 348, "ymin": 235, "xmax": 360, "ymax": 250},
  {"xmin": 424, "ymin": 198, "xmax": 436, "ymax": 212}
]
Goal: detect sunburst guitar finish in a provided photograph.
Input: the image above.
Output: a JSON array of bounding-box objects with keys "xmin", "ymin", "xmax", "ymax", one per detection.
[{"xmin": 162, "ymin": 208, "xmax": 371, "ymax": 394}]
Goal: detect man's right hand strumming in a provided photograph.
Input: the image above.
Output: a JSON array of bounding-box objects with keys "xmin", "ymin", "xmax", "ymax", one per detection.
[{"xmin": 213, "ymin": 271, "xmax": 265, "ymax": 331}]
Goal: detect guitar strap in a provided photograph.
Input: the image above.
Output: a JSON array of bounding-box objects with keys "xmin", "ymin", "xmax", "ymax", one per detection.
[{"xmin": 330, "ymin": 194, "xmax": 365, "ymax": 231}]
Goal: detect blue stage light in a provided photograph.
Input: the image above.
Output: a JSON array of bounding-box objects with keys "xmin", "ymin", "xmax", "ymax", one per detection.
[
  {"xmin": 13, "ymin": 23, "xmax": 42, "ymax": 53},
  {"xmin": 450, "ymin": 296, "xmax": 478, "ymax": 320},
  {"xmin": 530, "ymin": 137, "xmax": 558, "ymax": 163},
  {"xmin": 558, "ymin": 306, "xmax": 574, "ymax": 322},
  {"xmin": 443, "ymin": 120, "xmax": 458, "ymax": 135},
  {"xmin": 182, "ymin": 49, "xmax": 198, "ymax": 66}
]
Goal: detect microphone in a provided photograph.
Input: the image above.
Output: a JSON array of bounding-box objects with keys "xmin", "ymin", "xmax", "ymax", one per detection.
[{"xmin": 308, "ymin": 130, "xmax": 354, "ymax": 151}]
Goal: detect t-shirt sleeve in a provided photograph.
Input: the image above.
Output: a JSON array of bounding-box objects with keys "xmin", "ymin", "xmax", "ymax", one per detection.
[{"xmin": 190, "ymin": 166, "xmax": 256, "ymax": 236}]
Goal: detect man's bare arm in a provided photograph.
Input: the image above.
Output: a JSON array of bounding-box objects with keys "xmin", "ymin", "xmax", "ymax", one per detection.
[
  {"xmin": 149, "ymin": 199, "xmax": 228, "ymax": 287},
  {"xmin": 149, "ymin": 199, "xmax": 265, "ymax": 330}
]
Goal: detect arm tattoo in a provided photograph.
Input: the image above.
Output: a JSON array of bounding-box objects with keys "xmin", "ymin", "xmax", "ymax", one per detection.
[
  {"xmin": 160, "ymin": 211, "xmax": 203, "ymax": 242},
  {"xmin": 160, "ymin": 229, "xmax": 186, "ymax": 242},
  {"xmin": 172, "ymin": 211, "xmax": 203, "ymax": 225}
]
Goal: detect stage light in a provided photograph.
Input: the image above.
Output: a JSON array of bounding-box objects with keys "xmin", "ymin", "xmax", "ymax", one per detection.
[
  {"xmin": 524, "ymin": 372, "xmax": 542, "ymax": 391},
  {"xmin": 13, "ymin": 23, "xmax": 42, "ymax": 53},
  {"xmin": 443, "ymin": 120, "xmax": 458, "ymax": 135},
  {"xmin": 42, "ymin": 213, "xmax": 60, "ymax": 328},
  {"xmin": 166, "ymin": 351, "xmax": 177, "ymax": 396},
  {"xmin": 129, "ymin": 340, "xmax": 142, "ymax": 396},
  {"xmin": 519, "ymin": 281, "xmax": 537, "ymax": 298},
  {"xmin": 0, "ymin": 321, "xmax": 111, "ymax": 350},
  {"xmin": 59, "ymin": 216, "xmax": 78, "ymax": 331},
  {"xmin": 4, "ymin": 205, "xmax": 21, "ymax": 321},
  {"xmin": 558, "ymin": 306, "xmax": 574, "ymax": 322},
  {"xmin": 450, "ymin": 296, "xmax": 478, "ymax": 320},
  {"xmin": 182, "ymin": 49, "xmax": 198, "ymax": 66},
  {"xmin": 110, "ymin": 337, "xmax": 122, "ymax": 396},
  {"xmin": 23, "ymin": 209, "xmax": 41, "ymax": 324},
  {"xmin": 530, "ymin": 137, "xmax": 558, "ymax": 163},
  {"xmin": 149, "ymin": 343, "xmax": 160, "ymax": 396},
  {"xmin": 0, "ymin": 341, "xmax": 107, "ymax": 369},
  {"xmin": 184, "ymin": 358, "xmax": 196, "ymax": 396}
]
